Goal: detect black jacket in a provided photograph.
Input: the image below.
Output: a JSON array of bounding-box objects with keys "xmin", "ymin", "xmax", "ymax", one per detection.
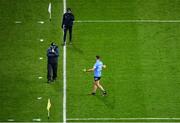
[
  {"xmin": 47, "ymin": 46, "xmax": 59, "ymax": 63},
  {"xmin": 62, "ymin": 12, "xmax": 74, "ymax": 28}
]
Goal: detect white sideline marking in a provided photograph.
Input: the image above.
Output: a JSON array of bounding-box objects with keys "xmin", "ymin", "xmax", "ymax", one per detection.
[
  {"xmin": 37, "ymin": 21, "xmax": 44, "ymax": 24},
  {"xmin": 63, "ymin": 0, "xmax": 67, "ymax": 123},
  {"xmin": 40, "ymin": 39, "xmax": 44, "ymax": 42},
  {"xmin": 38, "ymin": 76, "xmax": 43, "ymax": 79},
  {"xmin": 63, "ymin": 45, "xmax": 67, "ymax": 123},
  {"xmin": 37, "ymin": 97, "xmax": 42, "ymax": 100},
  {"xmin": 39, "ymin": 57, "xmax": 43, "ymax": 60},
  {"xmin": 7, "ymin": 119, "xmax": 15, "ymax": 121},
  {"xmin": 75, "ymin": 20, "xmax": 180, "ymax": 23},
  {"xmin": 67, "ymin": 118, "xmax": 180, "ymax": 121},
  {"xmin": 32, "ymin": 118, "xmax": 41, "ymax": 121},
  {"xmin": 14, "ymin": 21, "xmax": 22, "ymax": 24}
]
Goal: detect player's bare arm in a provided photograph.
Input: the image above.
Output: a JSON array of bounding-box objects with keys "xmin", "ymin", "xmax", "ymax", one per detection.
[{"xmin": 84, "ymin": 68, "xmax": 94, "ymax": 72}]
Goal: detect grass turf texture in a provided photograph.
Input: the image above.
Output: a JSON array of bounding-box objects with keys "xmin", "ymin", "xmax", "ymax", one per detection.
[
  {"xmin": 0, "ymin": 0, "xmax": 63, "ymax": 121},
  {"xmin": 0, "ymin": 0, "xmax": 180, "ymax": 122},
  {"xmin": 66, "ymin": 0, "xmax": 180, "ymax": 122}
]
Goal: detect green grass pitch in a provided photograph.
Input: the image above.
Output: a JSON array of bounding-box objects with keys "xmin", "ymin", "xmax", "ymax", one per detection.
[{"xmin": 0, "ymin": 0, "xmax": 180, "ymax": 122}]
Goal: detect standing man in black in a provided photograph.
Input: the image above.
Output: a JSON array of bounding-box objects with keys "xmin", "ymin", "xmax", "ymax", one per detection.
[
  {"xmin": 62, "ymin": 8, "xmax": 75, "ymax": 45},
  {"xmin": 47, "ymin": 42, "xmax": 59, "ymax": 83}
]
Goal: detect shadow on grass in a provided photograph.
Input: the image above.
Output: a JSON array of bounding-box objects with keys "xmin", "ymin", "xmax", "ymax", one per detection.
[
  {"xmin": 71, "ymin": 44, "xmax": 84, "ymax": 54},
  {"xmin": 96, "ymin": 93, "xmax": 115, "ymax": 109}
]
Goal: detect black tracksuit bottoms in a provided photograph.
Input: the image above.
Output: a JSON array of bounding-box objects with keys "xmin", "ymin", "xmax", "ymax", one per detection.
[
  {"xmin": 63, "ymin": 26, "xmax": 72, "ymax": 43},
  {"xmin": 47, "ymin": 62, "xmax": 58, "ymax": 81}
]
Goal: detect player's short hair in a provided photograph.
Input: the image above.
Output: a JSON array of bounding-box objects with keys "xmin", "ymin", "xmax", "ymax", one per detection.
[
  {"xmin": 67, "ymin": 8, "xmax": 71, "ymax": 12},
  {"xmin": 51, "ymin": 42, "xmax": 55, "ymax": 46},
  {"xmin": 96, "ymin": 55, "xmax": 100, "ymax": 59}
]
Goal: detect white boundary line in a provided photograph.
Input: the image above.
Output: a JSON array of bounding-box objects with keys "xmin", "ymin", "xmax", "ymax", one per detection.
[
  {"xmin": 7, "ymin": 119, "xmax": 15, "ymax": 122},
  {"xmin": 63, "ymin": 0, "xmax": 66, "ymax": 13},
  {"xmin": 32, "ymin": 118, "xmax": 41, "ymax": 121},
  {"xmin": 67, "ymin": 118, "xmax": 180, "ymax": 121},
  {"xmin": 14, "ymin": 21, "xmax": 22, "ymax": 24},
  {"xmin": 75, "ymin": 20, "xmax": 180, "ymax": 23},
  {"xmin": 62, "ymin": 0, "xmax": 67, "ymax": 123},
  {"xmin": 37, "ymin": 21, "xmax": 44, "ymax": 24},
  {"xmin": 63, "ymin": 36, "xmax": 67, "ymax": 123}
]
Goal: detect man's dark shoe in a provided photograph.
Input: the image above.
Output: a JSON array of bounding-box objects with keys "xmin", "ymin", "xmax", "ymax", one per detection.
[{"xmin": 103, "ymin": 91, "xmax": 107, "ymax": 96}]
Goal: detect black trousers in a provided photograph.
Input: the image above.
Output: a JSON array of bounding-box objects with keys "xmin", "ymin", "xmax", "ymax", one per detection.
[
  {"xmin": 47, "ymin": 62, "xmax": 58, "ymax": 81},
  {"xmin": 63, "ymin": 26, "xmax": 73, "ymax": 43}
]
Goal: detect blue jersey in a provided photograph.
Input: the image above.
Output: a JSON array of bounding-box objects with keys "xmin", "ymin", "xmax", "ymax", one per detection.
[{"xmin": 93, "ymin": 60, "xmax": 103, "ymax": 77}]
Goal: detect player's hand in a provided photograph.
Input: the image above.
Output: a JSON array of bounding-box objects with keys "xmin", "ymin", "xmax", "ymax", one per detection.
[
  {"xmin": 83, "ymin": 69, "xmax": 87, "ymax": 72},
  {"xmin": 62, "ymin": 25, "xmax": 65, "ymax": 29}
]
